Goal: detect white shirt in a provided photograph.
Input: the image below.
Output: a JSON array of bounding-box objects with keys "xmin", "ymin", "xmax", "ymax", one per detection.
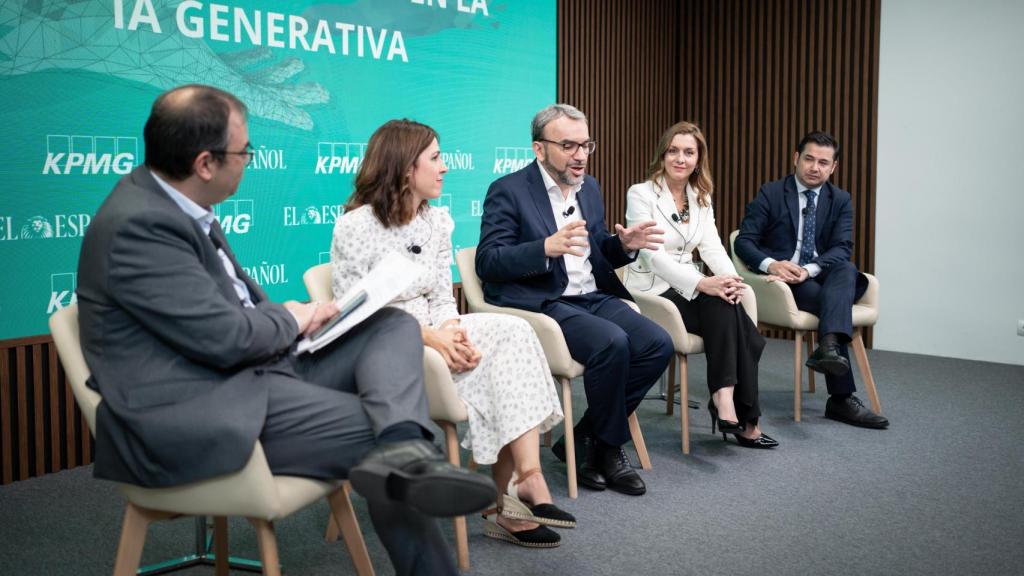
[
  {"xmin": 151, "ymin": 170, "xmax": 257, "ymax": 308},
  {"xmin": 758, "ymin": 181, "xmax": 823, "ymax": 278},
  {"xmin": 536, "ymin": 161, "xmax": 598, "ymax": 296}
]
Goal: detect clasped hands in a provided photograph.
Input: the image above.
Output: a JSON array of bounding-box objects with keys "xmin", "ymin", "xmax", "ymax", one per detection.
[
  {"xmin": 423, "ymin": 319, "xmax": 481, "ymax": 373},
  {"xmin": 697, "ymin": 275, "xmax": 750, "ymax": 305},
  {"xmin": 765, "ymin": 260, "xmax": 809, "ymax": 284},
  {"xmin": 543, "ymin": 220, "xmax": 664, "ymax": 258}
]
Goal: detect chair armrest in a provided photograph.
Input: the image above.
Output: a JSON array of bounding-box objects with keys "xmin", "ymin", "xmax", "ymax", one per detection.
[
  {"xmin": 738, "ymin": 272, "xmax": 802, "ymax": 328},
  {"xmin": 858, "ymin": 273, "xmax": 879, "ymax": 309},
  {"xmin": 628, "ymin": 291, "xmax": 690, "ymax": 353},
  {"xmin": 466, "ymin": 301, "xmax": 576, "ymax": 376},
  {"xmin": 423, "ymin": 346, "xmax": 468, "ymax": 422}
]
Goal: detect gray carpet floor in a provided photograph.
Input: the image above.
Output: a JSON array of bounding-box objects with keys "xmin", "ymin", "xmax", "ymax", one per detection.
[{"xmin": 2, "ymin": 339, "xmax": 1023, "ymax": 576}]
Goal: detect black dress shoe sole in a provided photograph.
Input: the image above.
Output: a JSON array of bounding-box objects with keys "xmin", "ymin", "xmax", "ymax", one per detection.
[
  {"xmin": 824, "ymin": 411, "xmax": 889, "ymax": 430},
  {"xmin": 605, "ymin": 480, "xmax": 646, "ymax": 496},
  {"xmin": 805, "ymin": 356, "xmax": 850, "ymax": 377},
  {"xmin": 349, "ymin": 462, "xmax": 497, "ymax": 517}
]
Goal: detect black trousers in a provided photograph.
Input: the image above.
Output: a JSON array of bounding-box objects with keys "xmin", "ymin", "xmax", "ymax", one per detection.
[
  {"xmin": 259, "ymin": 308, "xmax": 456, "ymax": 576},
  {"xmin": 542, "ymin": 292, "xmax": 674, "ymax": 447},
  {"xmin": 660, "ymin": 289, "xmax": 766, "ymax": 425}
]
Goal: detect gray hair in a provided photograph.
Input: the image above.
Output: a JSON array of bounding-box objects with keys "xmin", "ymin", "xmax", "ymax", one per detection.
[{"xmin": 531, "ymin": 104, "xmax": 588, "ymax": 142}]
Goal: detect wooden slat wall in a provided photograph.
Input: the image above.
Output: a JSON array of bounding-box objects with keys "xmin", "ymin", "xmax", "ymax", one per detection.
[
  {"xmin": 560, "ymin": 0, "xmax": 880, "ymax": 342},
  {"xmin": 1, "ymin": 338, "xmax": 93, "ymax": 485},
  {"xmin": 558, "ymin": 0, "xmax": 681, "ymax": 223}
]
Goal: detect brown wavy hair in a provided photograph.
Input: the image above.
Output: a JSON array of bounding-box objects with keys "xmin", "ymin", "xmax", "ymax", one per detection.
[
  {"xmin": 646, "ymin": 121, "xmax": 714, "ymax": 208},
  {"xmin": 345, "ymin": 119, "xmax": 438, "ymax": 227}
]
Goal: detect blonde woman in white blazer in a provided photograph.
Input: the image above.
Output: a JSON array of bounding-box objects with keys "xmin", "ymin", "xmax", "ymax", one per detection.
[{"xmin": 624, "ymin": 122, "xmax": 777, "ymax": 449}]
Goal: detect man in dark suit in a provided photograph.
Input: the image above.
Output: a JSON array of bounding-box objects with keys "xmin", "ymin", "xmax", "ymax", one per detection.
[
  {"xmin": 76, "ymin": 84, "xmax": 494, "ymax": 575},
  {"xmin": 735, "ymin": 131, "xmax": 888, "ymax": 429},
  {"xmin": 476, "ymin": 104, "xmax": 674, "ymax": 495}
]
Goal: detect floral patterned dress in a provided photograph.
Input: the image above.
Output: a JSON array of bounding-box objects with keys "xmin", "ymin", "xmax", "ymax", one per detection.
[{"xmin": 331, "ymin": 205, "xmax": 563, "ymax": 465}]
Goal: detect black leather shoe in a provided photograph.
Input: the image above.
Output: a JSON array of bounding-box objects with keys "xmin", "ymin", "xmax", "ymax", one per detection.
[
  {"xmin": 600, "ymin": 446, "xmax": 646, "ymax": 496},
  {"xmin": 805, "ymin": 344, "xmax": 850, "ymax": 376},
  {"xmin": 349, "ymin": 439, "xmax": 497, "ymax": 517},
  {"xmin": 825, "ymin": 395, "xmax": 889, "ymax": 429},
  {"xmin": 552, "ymin": 433, "xmax": 606, "ymax": 491},
  {"xmin": 731, "ymin": 432, "xmax": 780, "ymax": 449}
]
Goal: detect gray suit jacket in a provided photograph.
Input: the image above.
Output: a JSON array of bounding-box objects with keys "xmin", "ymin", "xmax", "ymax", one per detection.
[{"xmin": 77, "ymin": 166, "xmax": 299, "ymax": 487}]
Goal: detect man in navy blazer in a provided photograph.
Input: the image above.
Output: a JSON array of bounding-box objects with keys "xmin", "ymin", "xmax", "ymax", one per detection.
[
  {"xmin": 476, "ymin": 104, "xmax": 674, "ymax": 495},
  {"xmin": 735, "ymin": 131, "xmax": 887, "ymax": 429}
]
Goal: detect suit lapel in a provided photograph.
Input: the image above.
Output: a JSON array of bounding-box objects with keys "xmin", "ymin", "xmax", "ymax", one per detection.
[
  {"xmin": 815, "ymin": 183, "xmax": 832, "ymax": 243},
  {"xmin": 209, "ymin": 220, "xmax": 266, "ymax": 304},
  {"xmin": 528, "ymin": 163, "xmax": 558, "ymax": 236},
  {"xmin": 784, "ymin": 176, "xmax": 800, "ymax": 235}
]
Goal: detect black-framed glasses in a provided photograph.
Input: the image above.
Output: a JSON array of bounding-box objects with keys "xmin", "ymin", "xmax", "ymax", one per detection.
[
  {"xmin": 538, "ymin": 138, "xmax": 597, "ymax": 156},
  {"xmin": 210, "ymin": 143, "xmax": 255, "ymax": 166}
]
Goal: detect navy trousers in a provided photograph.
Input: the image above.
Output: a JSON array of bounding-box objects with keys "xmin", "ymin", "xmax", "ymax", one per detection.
[
  {"xmin": 789, "ymin": 261, "xmax": 868, "ymax": 395},
  {"xmin": 542, "ymin": 292, "xmax": 674, "ymax": 447}
]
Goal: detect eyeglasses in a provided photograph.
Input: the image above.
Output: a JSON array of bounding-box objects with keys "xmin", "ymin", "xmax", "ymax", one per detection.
[
  {"xmin": 210, "ymin": 144, "xmax": 255, "ymax": 166},
  {"xmin": 538, "ymin": 139, "xmax": 597, "ymax": 156}
]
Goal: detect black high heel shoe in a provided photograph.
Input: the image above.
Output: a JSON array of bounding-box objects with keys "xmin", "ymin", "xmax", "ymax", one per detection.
[
  {"xmin": 708, "ymin": 401, "xmax": 744, "ymax": 438},
  {"xmin": 731, "ymin": 432, "xmax": 779, "ymax": 449}
]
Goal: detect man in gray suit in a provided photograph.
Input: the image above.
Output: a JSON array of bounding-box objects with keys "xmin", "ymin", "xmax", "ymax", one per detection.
[{"xmin": 76, "ymin": 84, "xmax": 494, "ymax": 576}]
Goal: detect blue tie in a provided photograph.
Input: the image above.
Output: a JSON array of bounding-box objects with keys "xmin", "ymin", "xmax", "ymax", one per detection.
[{"xmin": 799, "ymin": 190, "xmax": 817, "ymax": 265}]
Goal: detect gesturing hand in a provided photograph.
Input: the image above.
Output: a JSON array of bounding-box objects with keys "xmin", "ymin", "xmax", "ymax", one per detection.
[
  {"xmin": 544, "ymin": 221, "xmax": 589, "ymax": 258},
  {"xmin": 766, "ymin": 260, "xmax": 809, "ymax": 284},
  {"xmin": 696, "ymin": 275, "xmax": 748, "ymax": 304},
  {"xmin": 615, "ymin": 221, "xmax": 664, "ymax": 252}
]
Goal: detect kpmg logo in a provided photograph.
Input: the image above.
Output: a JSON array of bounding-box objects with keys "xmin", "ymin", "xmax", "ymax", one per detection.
[
  {"xmin": 441, "ymin": 149, "xmax": 474, "ymax": 171},
  {"xmin": 0, "ymin": 214, "xmax": 91, "ymax": 241},
  {"xmin": 316, "ymin": 141, "xmax": 366, "ymax": 175},
  {"xmin": 493, "ymin": 146, "xmax": 534, "ymax": 174},
  {"xmin": 249, "ymin": 145, "xmax": 288, "ymax": 171},
  {"xmin": 48, "ymin": 273, "xmax": 77, "ymax": 313},
  {"xmin": 283, "ymin": 204, "xmax": 343, "ymax": 227},
  {"xmin": 242, "ymin": 261, "xmax": 289, "ymax": 287},
  {"xmin": 43, "ymin": 135, "xmax": 137, "ymax": 175},
  {"xmin": 214, "ymin": 199, "xmax": 254, "ymax": 234}
]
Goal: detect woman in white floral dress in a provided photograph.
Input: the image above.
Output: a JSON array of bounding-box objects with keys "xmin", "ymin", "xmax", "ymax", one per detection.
[{"xmin": 331, "ymin": 119, "xmax": 574, "ymax": 547}]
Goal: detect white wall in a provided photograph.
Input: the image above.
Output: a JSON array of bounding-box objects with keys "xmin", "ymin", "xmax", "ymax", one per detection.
[{"xmin": 876, "ymin": 0, "xmax": 1024, "ymax": 365}]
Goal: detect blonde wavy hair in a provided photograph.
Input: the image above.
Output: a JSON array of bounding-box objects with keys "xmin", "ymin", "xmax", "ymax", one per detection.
[{"xmin": 647, "ymin": 121, "xmax": 713, "ymax": 208}]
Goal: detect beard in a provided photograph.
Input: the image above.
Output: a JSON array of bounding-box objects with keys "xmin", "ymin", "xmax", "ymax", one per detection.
[{"xmin": 541, "ymin": 156, "xmax": 585, "ymax": 187}]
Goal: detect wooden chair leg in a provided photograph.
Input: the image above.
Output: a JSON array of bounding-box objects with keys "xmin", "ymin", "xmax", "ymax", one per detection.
[
  {"xmin": 665, "ymin": 359, "xmax": 676, "ymax": 415},
  {"xmin": 806, "ymin": 331, "xmax": 817, "ymax": 393},
  {"xmin": 851, "ymin": 330, "xmax": 882, "ymax": 414},
  {"xmin": 248, "ymin": 519, "xmax": 281, "ymax": 576},
  {"xmin": 213, "ymin": 516, "xmax": 229, "ymax": 576},
  {"xmin": 440, "ymin": 421, "xmax": 470, "ymax": 572},
  {"xmin": 328, "ymin": 483, "xmax": 375, "ymax": 576},
  {"xmin": 544, "ymin": 430, "xmax": 553, "ymax": 447},
  {"xmin": 560, "ymin": 377, "xmax": 577, "ymax": 499},
  {"xmin": 678, "ymin": 354, "xmax": 689, "ymax": 454},
  {"xmin": 628, "ymin": 412, "xmax": 652, "ymax": 470},
  {"xmin": 324, "ymin": 510, "xmax": 340, "ymax": 542},
  {"xmin": 112, "ymin": 503, "xmax": 175, "ymax": 576},
  {"xmin": 793, "ymin": 330, "xmax": 804, "ymax": 422}
]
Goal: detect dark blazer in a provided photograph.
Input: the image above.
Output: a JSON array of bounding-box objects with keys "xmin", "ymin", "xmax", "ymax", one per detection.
[
  {"xmin": 76, "ymin": 167, "xmax": 299, "ymax": 487},
  {"xmin": 734, "ymin": 175, "xmax": 854, "ymax": 274},
  {"xmin": 475, "ymin": 162, "xmax": 633, "ymax": 311}
]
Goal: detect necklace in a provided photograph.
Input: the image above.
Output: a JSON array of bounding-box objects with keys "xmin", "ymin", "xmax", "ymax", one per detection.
[{"xmin": 672, "ymin": 188, "xmax": 690, "ymax": 223}]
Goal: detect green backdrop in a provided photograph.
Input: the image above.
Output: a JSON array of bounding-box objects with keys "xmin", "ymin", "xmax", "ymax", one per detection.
[{"xmin": 0, "ymin": 0, "xmax": 554, "ymax": 340}]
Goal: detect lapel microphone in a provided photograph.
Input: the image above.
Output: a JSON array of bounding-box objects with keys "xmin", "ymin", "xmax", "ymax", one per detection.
[
  {"xmin": 406, "ymin": 244, "xmax": 422, "ymax": 254},
  {"xmin": 802, "ymin": 205, "xmax": 813, "ymax": 216},
  {"xmin": 562, "ymin": 206, "xmax": 575, "ymax": 218}
]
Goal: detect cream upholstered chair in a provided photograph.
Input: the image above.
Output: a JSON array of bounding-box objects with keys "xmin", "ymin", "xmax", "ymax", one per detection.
[
  {"xmin": 48, "ymin": 304, "xmax": 374, "ymax": 576},
  {"xmin": 619, "ymin": 267, "xmax": 757, "ymax": 454},
  {"xmin": 727, "ymin": 230, "xmax": 882, "ymax": 421},
  {"xmin": 303, "ymin": 264, "xmax": 472, "ymax": 571},
  {"xmin": 454, "ymin": 247, "xmax": 652, "ymax": 500}
]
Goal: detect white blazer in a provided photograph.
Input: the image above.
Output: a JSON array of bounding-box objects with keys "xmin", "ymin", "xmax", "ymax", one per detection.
[{"xmin": 623, "ymin": 177, "xmax": 737, "ymax": 300}]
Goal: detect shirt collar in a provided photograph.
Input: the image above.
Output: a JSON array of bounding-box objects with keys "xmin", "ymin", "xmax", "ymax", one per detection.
[
  {"xmin": 794, "ymin": 178, "xmax": 824, "ymax": 197},
  {"xmin": 150, "ymin": 169, "xmax": 216, "ymax": 234}
]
